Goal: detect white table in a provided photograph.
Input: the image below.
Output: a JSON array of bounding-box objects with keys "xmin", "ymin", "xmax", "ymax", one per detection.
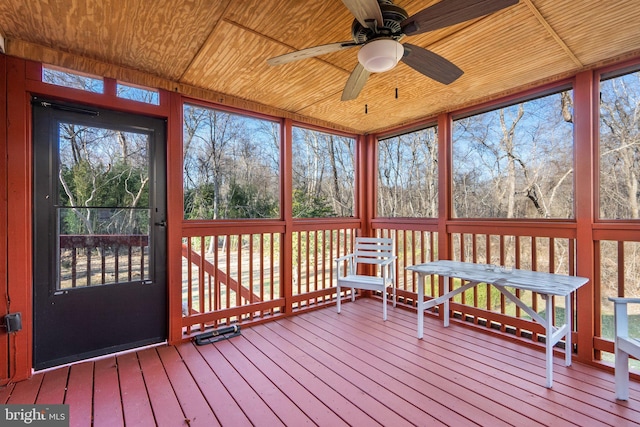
[{"xmin": 406, "ymin": 260, "xmax": 588, "ymax": 387}]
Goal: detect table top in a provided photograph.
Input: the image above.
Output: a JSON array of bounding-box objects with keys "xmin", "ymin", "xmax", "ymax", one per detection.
[{"xmin": 406, "ymin": 260, "xmax": 588, "ymax": 296}]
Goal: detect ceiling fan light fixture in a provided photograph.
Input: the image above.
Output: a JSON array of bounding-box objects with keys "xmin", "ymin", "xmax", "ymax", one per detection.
[{"xmin": 357, "ymin": 39, "xmax": 404, "ymax": 73}]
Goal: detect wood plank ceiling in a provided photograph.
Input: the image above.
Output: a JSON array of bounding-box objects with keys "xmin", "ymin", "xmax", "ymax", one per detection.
[{"xmin": 1, "ymin": 0, "xmax": 639, "ymax": 134}]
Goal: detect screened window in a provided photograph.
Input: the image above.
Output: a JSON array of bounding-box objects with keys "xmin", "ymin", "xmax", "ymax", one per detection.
[
  {"xmin": 378, "ymin": 125, "xmax": 438, "ymax": 218},
  {"xmin": 452, "ymin": 90, "xmax": 574, "ymax": 218},
  {"xmin": 183, "ymin": 104, "xmax": 280, "ymax": 219},
  {"xmin": 599, "ymin": 69, "xmax": 640, "ymax": 219},
  {"xmin": 42, "ymin": 65, "xmax": 104, "ymax": 93},
  {"xmin": 117, "ymin": 82, "xmax": 160, "ymax": 105},
  {"xmin": 292, "ymin": 127, "xmax": 355, "ymax": 218}
]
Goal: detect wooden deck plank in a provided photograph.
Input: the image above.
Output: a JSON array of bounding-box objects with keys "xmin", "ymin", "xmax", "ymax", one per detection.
[
  {"xmin": 262, "ymin": 320, "xmax": 434, "ymax": 426},
  {"xmin": 65, "ymin": 362, "xmax": 94, "ymax": 427},
  {"xmin": 116, "ymin": 351, "xmax": 155, "ymax": 427},
  {"xmin": 195, "ymin": 340, "xmax": 285, "ymax": 426},
  {"xmin": 214, "ymin": 337, "xmax": 315, "ymax": 426},
  {"xmin": 176, "ymin": 342, "xmax": 252, "ymax": 427},
  {"xmin": 0, "ymin": 383, "xmax": 15, "ymax": 403},
  {"xmin": 5, "ymin": 301, "xmax": 640, "ymax": 427},
  {"xmin": 230, "ymin": 333, "xmax": 349, "ymax": 426},
  {"xmin": 6, "ymin": 372, "xmax": 43, "ymax": 404},
  {"xmin": 92, "ymin": 357, "xmax": 124, "ymax": 427},
  {"xmin": 137, "ymin": 347, "xmax": 187, "ymax": 427},
  {"xmin": 285, "ymin": 312, "xmax": 516, "ymax": 427},
  {"xmin": 379, "ymin": 301, "xmax": 640, "ymax": 426},
  {"xmin": 345, "ymin": 299, "xmax": 635, "ymax": 426},
  {"xmin": 306, "ymin": 303, "xmax": 568, "ymax": 426},
  {"xmin": 156, "ymin": 345, "xmax": 219, "ymax": 427},
  {"xmin": 36, "ymin": 366, "xmax": 68, "ymax": 404},
  {"xmin": 241, "ymin": 326, "xmax": 380, "ymax": 426}
]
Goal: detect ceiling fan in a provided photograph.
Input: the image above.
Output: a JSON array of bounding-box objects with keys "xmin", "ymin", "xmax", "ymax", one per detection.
[{"xmin": 267, "ymin": 0, "xmax": 519, "ymax": 101}]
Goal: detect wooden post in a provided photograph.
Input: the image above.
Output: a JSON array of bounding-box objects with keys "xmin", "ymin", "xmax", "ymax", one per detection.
[
  {"xmin": 573, "ymin": 70, "xmax": 596, "ymax": 363},
  {"xmin": 6, "ymin": 56, "xmax": 32, "ymax": 381},
  {"xmin": 0, "ymin": 53, "xmax": 8, "ymax": 383},
  {"xmin": 282, "ymin": 119, "xmax": 293, "ymax": 313},
  {"xmin": 437, "ymin": 112, "xmax": 453, "ymax": 321},
  {"xmin": 167, "ymin": 89, "xmax": 184, "ymax": 344}
]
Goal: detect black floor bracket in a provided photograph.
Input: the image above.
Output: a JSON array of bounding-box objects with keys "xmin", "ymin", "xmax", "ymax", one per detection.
[{"xmin": 194, "ymin": 325, "xmax": 241, "ymax": 346}]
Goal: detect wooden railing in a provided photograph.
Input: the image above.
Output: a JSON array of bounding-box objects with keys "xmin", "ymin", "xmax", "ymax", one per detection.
[
  {"xmin": 291, "ymin": 221, "xmax": 358, "ymax": 310},
  {"xmin": 593, "ymin": 224, "xmax": 640, "ymax": 358},
  {"xmin": 374, "ymin": 220, "xmax": 579, "ymax": 347},
  {"xmin": 180, "ymin": 220, "xmax": 359, "ymax": 336},
  {"xmin": 59, "ymin": 234, "xmax": 148, "ymax": 288}
]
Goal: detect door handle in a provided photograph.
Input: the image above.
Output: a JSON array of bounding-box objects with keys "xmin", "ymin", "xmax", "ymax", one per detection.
[{"xmin": 154, "ymin": 220, "xmax": 167, "ymax": 227}]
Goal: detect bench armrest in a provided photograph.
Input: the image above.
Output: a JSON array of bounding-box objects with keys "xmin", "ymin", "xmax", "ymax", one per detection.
[{"xmin": 334, "ymin": 254, "xmax": 354, "ymax": 263}]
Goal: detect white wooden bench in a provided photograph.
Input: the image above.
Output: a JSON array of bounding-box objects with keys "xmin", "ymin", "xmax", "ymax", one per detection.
[
  {"xmin": 609, "ymin": 297, "xmax": 640, "ymax": 400},
  {"xmin": 335, "ymin": 237, "xmax": 396, "ymax": 320}
]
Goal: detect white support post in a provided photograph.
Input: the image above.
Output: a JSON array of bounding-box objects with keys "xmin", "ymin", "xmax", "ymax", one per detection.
[
  {"xmin": 565, "ymin": 294, "xmax": 572, "ymax": 366},
  {"xmin": 544, "ymin": 294, "xmax": 554, "ymax": 388},
  {"xmin": 417, "ymin": 273, "xmax": 425, "ymax": 339},
  {"xmin": 443, "ymin": 276, "xmax": 450, "ymax": 327}
]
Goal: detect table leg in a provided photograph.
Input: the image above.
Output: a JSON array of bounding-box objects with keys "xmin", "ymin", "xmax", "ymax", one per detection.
[
  {"xmin": 443, "ymin": 276, "xmax": 450, "ymax": 328},
  {"xmin": 565, "ymin": 294, "xmax": 572, "ymax": 366},
  {"xmin": 544, "ymin": 294, "xmax": 553, "ymax": 388},
  {"xmin": 417, "ymin": 273, "xmax": 424, "ymax": 339}
]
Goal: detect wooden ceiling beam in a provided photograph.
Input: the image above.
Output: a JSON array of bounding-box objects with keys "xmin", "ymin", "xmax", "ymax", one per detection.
[{"xmin": 522, "ymin": 0, "xmax": 583, "ymax": 68}]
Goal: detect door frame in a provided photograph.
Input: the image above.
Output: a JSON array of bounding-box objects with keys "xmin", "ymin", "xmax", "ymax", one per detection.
[{"xmin": 32, "ymin": 97, "xmax": 168, "ymax": 370}]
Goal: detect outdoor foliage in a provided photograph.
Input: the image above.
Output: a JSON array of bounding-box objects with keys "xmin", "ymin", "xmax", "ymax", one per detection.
[
  {"xmin": 292, "ymin": 127, "xmax": 355, "ymax": 218},
  {"xmin": 183, "ymin": 104, "xmax": 280, "ymax": 220},
  {"xmin": 378, "ymin": 126, "xmax": 438, "ymax": 218},
  {"xmin": 600, "ymin": 71, "xmax": 640, "ymax": 220},
  {"xmin": 452, "ymin": 90, "xmax": 574, "ymax": 219},
  {"xmin": 58, "ymin": 123, "xmax": 150, "ymax": 236}
]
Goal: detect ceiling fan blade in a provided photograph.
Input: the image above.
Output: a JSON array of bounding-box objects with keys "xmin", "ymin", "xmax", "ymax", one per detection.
[
  {"xmin": 341, "ymin": 63, "xmax": 371, "ymax": 101},
  {"xmin": 402, "ymin": 0, "xmax": 519, "ymax": 36},
  {"xmin": 401, "ymin": 44, "xmax": 463, "ymax": 85},
  {"xmin": 341, "ymin": 0, "xmax": 384, "ymax": 29},
  {"xmin": 267, "ymin": 41, "xmax": 359, "ymax": 66}
]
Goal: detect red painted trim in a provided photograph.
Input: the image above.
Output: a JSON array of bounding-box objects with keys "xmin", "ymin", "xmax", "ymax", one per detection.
[
  {"xmin": 166, "ymin": 90, "xmax": 183, "ymax": 345},
  {"xmin": 281, "ymin": 118, "xmax": 293, "ymax": 313},
  {"xmin": 0, "ymin": 54, "xmax": 9, "ymax": 383},
  {"xmin": 451, "ymin": 78, "xmax": 574, "ymax": 120},
  {"xmin": 25, "ymin": 61, "xmax": 170, "ymax": 118},
  {"xmin": 291, "ymin": 120, "xmax": 358, "ymax": 139},
  {"xmin": 359, "ymin": 134, "xmax": 375, "ymax": 236},
  {"xmin": 183, "ymin": 96, "xmax": 281, "ymax": 125},
  {"xmin": 437, "ymin": 113, "xmax": 452, "ymax": 260},
  {"xmin": 436, "ymin": 113, "xmax": 452, "ymax": 320},
  {"xmin": 573, "ymin": 70, "xmax": 596, "ymax": 363},
  {"xmin": 6, "ymin": 56, "xmax": 31, "ymax": 381},
  {"xmin": 182, "ymin": 220, "xmax": 286, "ymax": 236}
]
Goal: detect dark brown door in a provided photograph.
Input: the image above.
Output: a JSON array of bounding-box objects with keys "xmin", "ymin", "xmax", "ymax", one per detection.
[{"xmin": 32, "ymin": 98, "xmax": 167, "ymax": 370}]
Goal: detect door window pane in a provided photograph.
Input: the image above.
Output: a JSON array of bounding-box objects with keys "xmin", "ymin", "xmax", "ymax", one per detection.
[{"xmin": 57, "ymin": 123, "xmax": 150, "ymax": 288}]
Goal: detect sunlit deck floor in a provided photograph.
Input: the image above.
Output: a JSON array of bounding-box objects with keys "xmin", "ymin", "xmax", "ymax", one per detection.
[{"xmin": 3, "ymin": 299, "xmax": 640, "ymax": 426}]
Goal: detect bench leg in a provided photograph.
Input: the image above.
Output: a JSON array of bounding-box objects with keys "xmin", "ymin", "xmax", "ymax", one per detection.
[
  {"xmin": 336, "ymin": 284, "xmax": 341, "ymax": 314},
  {"xmin": 615, "ymin": 345, "xmax": 630, "ymax": 400},
  {"xmin": 383, "ymin": 285, "xmax": 387, "ymax": 321}
]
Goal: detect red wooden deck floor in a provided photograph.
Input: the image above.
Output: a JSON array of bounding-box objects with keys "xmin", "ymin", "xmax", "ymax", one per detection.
[{"xmin": 2, "ymin": 299, "xmax": 640, "ymax": 426}]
